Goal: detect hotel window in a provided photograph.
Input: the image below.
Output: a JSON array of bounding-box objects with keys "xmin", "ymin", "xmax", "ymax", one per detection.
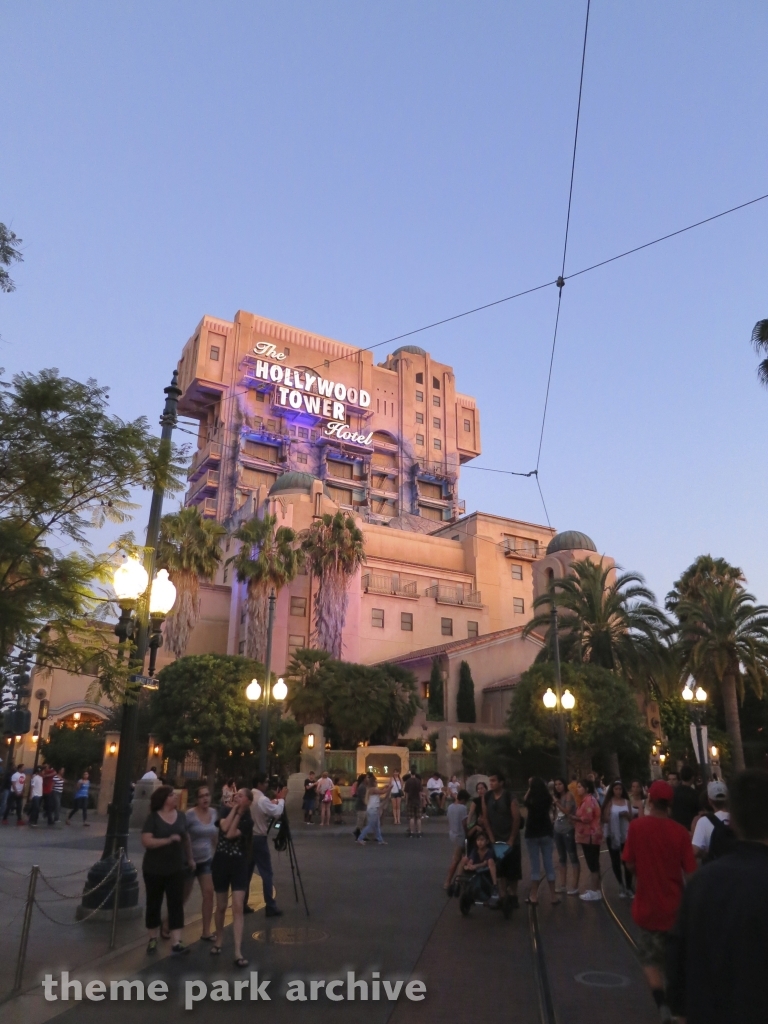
[
  {"xmin": 433, "ymin": 417, "xmax": 441, "ymax": 429},
  {"xmin": 401, "ymin": 612, "xmax": 413, "ymax": 631},
  {"xmin": 298, "ymin": 427, "xmax": 309, "ymax": 439},
  {"xmin": 266, "ymin": 419, "xmax": 277, "ymax": 431},
  {"xmin": 433, "ymin": 438, "xmax": 442, "ymax": 450},
  {"xmin": 297, "ymin": 453, "xmax": 308, "ymax": 464},
  {"xmin": 416, "ymin": 372, "xmax": 424, "ymax": 384},
  {"xmin": 433, "ymin": 395, "xmax": 441, "ymax": 407},
  {"xmin": 290, "ymin": 597, "xmax": 307, "ymax": 617},
  {"xmin": 328, "ymin": 460, "xmax": 353, "ymax": 479},
  {"xmin": 416, "ymin": 434, "xmax": 425, "ymax": 446},
  {"xmin": 467, "ymin": 621, "xmax": 479, "ymax": 639},
  {"xmin": 464, "ymin": 418, "xmax": 471, "ymax": 432},
  {"xmin": 441, "ymin": 617, "xmax": 453, "ymax": 636},
  {"xmin": 432, "ymin": 376, "xmax": 440, "ymax": 389},
  {"xmin": 238, "ymin": 641, "xmax": 245, "ymax": 654},
  {"xmin": 210, "ymin": 345, "xmax": 220, "ymax": 361},
  {"xmin": 255, "ymin": 391, "xmax": 265, "ymax": 402},
  {"xmin": 513, "ymin": 597, "xmax": 525, "ymax": 614},
  {"xmin": 416, "ymin": 391, "xmax": 424, "ymax": 402},
  {"xmin": 372, "ymin": 608, "xmax": 385, "ymax": 628},
  {"xmin": 288, "ymin": 634, "xmax": 305, "ymax": 655},
  {"xmin": 415, "ymin": 412, "xmax": 424, "ymax": 424},
  {"xmin": 511, "ymin": 563, "xmax": 523, "ymax": 580},
  {"xmin": 289, "ymin": 427, "xmax": 296, "ymax": 436}
]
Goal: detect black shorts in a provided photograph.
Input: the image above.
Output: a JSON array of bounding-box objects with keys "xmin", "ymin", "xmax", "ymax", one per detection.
[
  {"xmin": 496, "ymin": 841, "xmax": 522, "ymax": 881},
  {"xmin": 211, "ymin": 854, "xmax": 249, "ymax": 893}
]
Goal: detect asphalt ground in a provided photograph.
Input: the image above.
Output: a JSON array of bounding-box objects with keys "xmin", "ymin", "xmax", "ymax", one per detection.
[{"xmin": 2, "ymin": 815, "xmax": 661, "ymax": 1024}]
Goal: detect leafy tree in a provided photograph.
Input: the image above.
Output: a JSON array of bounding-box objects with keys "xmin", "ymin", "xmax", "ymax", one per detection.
[
  {"xmin": 751, "ymin": 318, "xmax": 768, "ymax": 387},
  {"xmin": 300, "ymin": 512, "xmax": 364, "ymax": 658},
  {"xmin": 674, "ymin": 582, "xmax": 768, "ymax": 771},
  {"xmin": 427, "ymin": 657, "xmax": 444, "ymax": 720},
  {"xmin": 506, "ymin": 662, "xmax": 652, "ymax": 777},
  {"xmin": 41, "ymin": 723, "xmax": 104, "ymax": 782},
  {"xmin": 227, "ymin": 514, "xmax": 301, "ymax": 662},
  {"xmin": 0, "ymin": 223, "xmax": 23, "ymax": 293},
  {"xmin": 150, "ymin": 655, "xmax": 262, "ymax": 781},
  {"xmin": 284, "ymin": 649, "xmax": 419, "ymax": 746},
  {"xmin": 456, "ymin": 660, "xmax": 476, "ymax": 723},
  {"xmin": 0, "ymin": 369, "xmax": 185, "ymax": 666},
  {"xmin": 525, "ymin": 558, "xmax": 669, "ymax": 690},
  {"xmin": 158, "ymin": 506, "xmax": 227, "ymax": 657}
]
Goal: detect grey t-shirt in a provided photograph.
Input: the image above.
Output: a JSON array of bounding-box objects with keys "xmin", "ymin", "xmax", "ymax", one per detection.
[
  {"xmin": 186, "ymin": 807, "xmax": 218, "ymax": 863},
  {"xmin": 447, "ymin": 802, "xmax": 468, "ymax": 842}
]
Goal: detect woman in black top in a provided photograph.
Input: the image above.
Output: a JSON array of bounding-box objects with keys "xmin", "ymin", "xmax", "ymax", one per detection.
[
  {"xmin": 523, "ymin": 777, "xmax": 559, "ymax": 905},
  {"xmin": 141, "ymin": 786, "xmax": 193, "ymax": 955},
  {"xmin": 211, "ymin": 787, "xmax": 254, "ymax": 968}
]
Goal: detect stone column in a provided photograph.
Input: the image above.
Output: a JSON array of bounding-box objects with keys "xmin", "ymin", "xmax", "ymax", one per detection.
[
  {"xmin": 300, "ymin": 724, "xmax": 324, "ymax": 775},
  {"xmin": 98, "ymin": 731, "xmax": 121, "ymax": 816},
  {"xmin": 146, "ymin": 735, "xmax": 163, "ymax": 774},
  {"xmin": 436, "ymin": 724, "xmax": 464, "ymax": 780}
]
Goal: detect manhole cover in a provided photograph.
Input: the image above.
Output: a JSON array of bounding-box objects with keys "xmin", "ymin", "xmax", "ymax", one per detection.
[
  {"xmin": 575, "ymin": 971, "xmax": 631, "ymax": 988},
  {"xmin": 252, "ymin": 927, "xmax": 328, "ymax": 945}
]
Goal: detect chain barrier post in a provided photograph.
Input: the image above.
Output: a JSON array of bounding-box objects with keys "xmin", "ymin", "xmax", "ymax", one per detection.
[
  {"xmin": 109, "ymin": 850, "xmax": 123, "ymax": 951},
  {"xmin": 13, "ymin": 865, "xmax": 39, "ymax": 994}
]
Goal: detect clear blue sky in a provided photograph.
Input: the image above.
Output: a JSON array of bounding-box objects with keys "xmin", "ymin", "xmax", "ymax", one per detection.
[{"xmin": 2, "ymin": 2, "xmax": 767, "ymax": 606}]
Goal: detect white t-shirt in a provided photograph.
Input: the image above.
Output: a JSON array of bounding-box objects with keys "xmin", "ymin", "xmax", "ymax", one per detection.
[
  {"xmin": 30, "ymin": 774, "xmax": 43, "ymax": 798},
  {"xmin": 426, "ymin": 777, "xmax": 444, "ymax": 794},
  {"xmin": 692, "ymin": 809, "xmax": 730, "ymax": 851},
  {"xmin": 11, "ymin": 772, "xmax": 26, "ymax": 795},
  {"xmin": 447, "ymin": 780, "xmax": 460, "ymax": 797},
  {"xmin": 316, "ymin": 777, "xmax": 333, "ymax": 797},
  {"xmin": 141, "ymin": 770, "xmax": 158, "ymax": 780}
]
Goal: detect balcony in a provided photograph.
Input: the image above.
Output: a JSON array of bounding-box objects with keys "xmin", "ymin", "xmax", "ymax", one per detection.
[
  {"xmin": 362, "ymin": 574, "xmax": 418, "ymax": 598},
  {"xmin": 188, "ymin": 438, "xmax": 223, "ymax": 481},
  {"xmin": 424, "ymin": 584, "xmax": 482, "ymax": 608},
  {"xmin": 503, "ymin": 538, "xmax": 544, "ymax": 560},
  {"xmin": 187, "ymin": 469, "xmax": 220, "ymax": 502},
  {"xmin": 199, "ymin": 497, "xmax": 218, "ymax": 518}
]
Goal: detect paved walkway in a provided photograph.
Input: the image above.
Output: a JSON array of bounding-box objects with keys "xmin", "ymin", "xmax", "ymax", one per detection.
[{"xmin": 1, "ymin": 814, "xmax": 660, "ymax": 1024}]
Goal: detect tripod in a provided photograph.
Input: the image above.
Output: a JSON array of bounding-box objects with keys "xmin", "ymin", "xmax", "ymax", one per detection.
[{"xmin": 272, "ymin": 810, "xmax": 309, "ymax": 917}]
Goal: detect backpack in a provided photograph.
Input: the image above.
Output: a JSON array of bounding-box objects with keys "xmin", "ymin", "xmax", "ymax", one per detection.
[{"xmin": 704, "ymin": 813, "xmax": 737, "ymax": 862}]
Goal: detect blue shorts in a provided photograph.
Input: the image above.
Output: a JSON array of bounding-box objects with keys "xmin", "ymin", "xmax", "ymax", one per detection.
[{"xmin": 194, "ymin": 859, "xmax": 212, "ymax": 876}]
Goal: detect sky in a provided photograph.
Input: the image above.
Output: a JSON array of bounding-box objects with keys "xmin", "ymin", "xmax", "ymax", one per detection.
[{"xmin": 2, "ymin": 2, "xmax": 768, "ymax": 607}]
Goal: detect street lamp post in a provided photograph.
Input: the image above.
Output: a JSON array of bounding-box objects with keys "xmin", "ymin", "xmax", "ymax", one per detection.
[
  {"xmin": 545, "ymin": 602, "xmax": 570, "ymax": 780},
  {"xmin": 80, "ymin": 372, "xmax": 180, "ymax": 916},
  {"xmin": 259, "ymin": 590, "xmax": 277, "ymax": 775},
  {"xmin": 682, "ymin": 677, "xmax": 710, "ymax": 783}
]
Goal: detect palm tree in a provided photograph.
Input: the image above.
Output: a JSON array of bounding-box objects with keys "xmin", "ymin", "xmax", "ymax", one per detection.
[
  {"xmin": 227, "ymin": 513, "xmax": 301, "ymax": 661},
  {"xmin": 665, "ymin": 554, "xmax": 744, "ymax": 616},
  {"xmin": 524, "ymin": 558, "xmax": 669, "ymax": 687},
  {"xmin": 300, "ymin": 512, "xmax": 365, "ymax": 658},
  {"xmin": 157, "ymin": 506, "xmax": 227, "ymax": 657},
  {"xmin": 674, "ymin": 582, "xmax": 768, "ymax": 771},
  {"xmin": 751, "ymin": 318, "xmax": 768, "ymax": 386}
]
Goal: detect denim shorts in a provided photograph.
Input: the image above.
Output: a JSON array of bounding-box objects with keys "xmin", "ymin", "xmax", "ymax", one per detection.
[
  {"xmin": 194, "ymin": 859, "xmax": 212, "ymax": 876},
  {"xmin": 554, "ymin": 828, "xmax": 579, "ymax": 865}
]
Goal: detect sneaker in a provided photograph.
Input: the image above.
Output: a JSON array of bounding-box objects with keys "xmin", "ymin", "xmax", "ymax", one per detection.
[
  {"xmin": 356, "ymin": 840, "xmax": 366, "ymax": 846},
  {"xmin": 619, "ymin": 889, "xmax": 628, "ymax": 899},
  {"xmin": 147, "ymin": 938, "xmax": 158, "ymax": 954},
  {"xmin": 567, "ymin": 888, "xmax": 580, "ymax": 896},
  {"xmin": 242, "ymin": 905, "xmax": 255, "ymax": 914},
  {"xmin": 579, "ymin": 890, "xmax": 603, "ymax": 901},
  {"xmin": 265, "ymin": 906, "xmax": 283, "ymax": 918},
  {"xmin": 171, "ymin": 943, "xmax": 191, "ymax": 955},
  {"xmin": 488, "ymin": 887, "xmax": 500, "ymax": 908},
  {"xmin": 554, "ymin": 885, "xmax": 566, "ymax": 893}
]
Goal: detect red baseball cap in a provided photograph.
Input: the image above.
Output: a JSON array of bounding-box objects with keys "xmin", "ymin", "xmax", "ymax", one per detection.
[{"xmin": 648, "ymin": 780, "xmax": 674, "ymax": 802}]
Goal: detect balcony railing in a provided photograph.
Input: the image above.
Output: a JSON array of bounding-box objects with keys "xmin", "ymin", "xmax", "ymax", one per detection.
[
  {"xmin": 503, "ymin": 539, "xmax": 544, "ymax": 559},
  {"xmin": 424, "ymin": 584, "xmax": 482, "ymax": 608},
  {"xmin": 362, "ymin": 573, "xmax": 418, "ymax": 598},
  {"xmin": 187, "ymin": 469, "xmax": 220, "ymax": 501},
  {"xmin": 200, "ymin": 497, "xmax": 218, "ymax": 517},
  {"xmin": 188, "ymin": 438, "xmax": 223, "ymax": 479}
]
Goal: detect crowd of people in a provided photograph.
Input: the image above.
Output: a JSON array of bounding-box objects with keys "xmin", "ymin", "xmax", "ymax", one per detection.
[{"xmin": 0, "ymin": 763, "xmax": 85, "ymax": 827}]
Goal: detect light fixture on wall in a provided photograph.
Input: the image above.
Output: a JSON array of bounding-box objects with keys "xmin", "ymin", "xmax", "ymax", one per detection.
[
  {"xmin": 152, "ymin": 744, "xmax": 160, "ymax": 756},
  {"xmin": 307, "ymin": 733, "xmax": 315, "ymax": 749},
  {"xmin": 451, "ymin": 736, "xmax": 459, "ymax": 751},
  {"xmin": 424, "ymin": 742, "xmax": 431, "ymax": 752},
  {"xmin": 109, "ymin": 742, "xmax": 117, "ymax": 754},
  {"xmin": 710, "ymin": 745, "xmax": 718, "ymax": 758},
  {"xmin": 73, "ymin": 712, "xmax": 81, "ymax": 721}
]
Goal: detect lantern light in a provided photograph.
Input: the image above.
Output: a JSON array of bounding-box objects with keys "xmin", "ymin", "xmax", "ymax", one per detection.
[
  {"xmin": 451, "ymin": 736, "xmax": 459, "ymax": 751},
  {"xmin": 682, "ymin": 684, "xmax": 693, "ymax": 701},
  {"xmin": 273, "ymin": 678, "xmax": 288, "ymax": 701},
  {"xmin": 113, "ymin": 556, "xmax": 149, "ymax": 603},
  {"xmin": 561, "ymin": 689, "xmax": 575, "ymax": 710},
  {"xmin": 307, "ymin": 733, "xmax": 315, "ymax": 749},
  {"xmin": 424, "ymin": 742, "xmax": 431, "ymax": 752},
  {"xmin": 15, "ymin": 734, "xmax": 22, "ymax": 743},
  {"xmin": 109, "ymin": 742, "xmax": 117, "ymax": 754},
  {"xmin": 73, "ymin": 712, "xmax": 81, "ymax": 721},
  {"xmin": 695, "ymin": 687, "xmax": 708, "ymax": 703},
  {"xmin": 542, "ymin": 688, "xmax": 558, "ymax": 709},
  {"xmin": 152, "ymin": 744, "xmax": 160, "ymax": 755},
  {"xmin": 246, "ymin": 679, "xmax": 262, "ymax": 702},
  {"xmin": 710, "ymin": 745, "xmax": 718, "ymax": 758},
  {"xmin": 149, "ymin": 569, "xmax": 177, "ymax": 616}
]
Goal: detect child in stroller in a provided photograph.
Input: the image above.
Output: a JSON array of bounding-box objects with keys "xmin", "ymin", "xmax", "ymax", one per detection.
[{"xmin": 456, "ymin": 830, "xmax": 500, "ymax": 915}]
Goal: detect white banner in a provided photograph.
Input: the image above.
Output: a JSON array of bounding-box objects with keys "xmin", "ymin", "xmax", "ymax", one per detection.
[{"xmin": 690, "ymin": 723, "xmax": 709, "ymax": 764}]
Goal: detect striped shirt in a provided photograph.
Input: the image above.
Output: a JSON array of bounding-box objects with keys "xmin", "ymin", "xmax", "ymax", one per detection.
[{"xmin": 53, "ymin": 774, "xmax": 64, "ymax": 793}]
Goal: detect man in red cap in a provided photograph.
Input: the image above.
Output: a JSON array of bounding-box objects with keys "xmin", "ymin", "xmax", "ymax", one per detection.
[{"xmin": 622, "ymin": 780, "xmax": 697, "ymax": 1023}]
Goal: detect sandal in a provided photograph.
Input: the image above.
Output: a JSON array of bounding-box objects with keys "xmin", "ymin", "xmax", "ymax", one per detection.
[
  {"xmin": 210, "ymin": 945, "xmax": 222, "ymax": 956},
  {"xmin": 234, "ymin": 957, "xmax": 249, "ymax": 968},
  {"xmin": 147, "ymin": 938, "xmax": 158, "ymax": 954},
  {"xmin": 200, "ymin": 933, "xmax": 217, "ymax": 942}
]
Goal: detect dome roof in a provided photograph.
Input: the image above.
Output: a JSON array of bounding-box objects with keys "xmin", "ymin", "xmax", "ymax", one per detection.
[
  {"xmin": 268, "ymin": 472, "xmax": 318, "ymax": 496},
  {"xmin": 546, "ymin": 530, "xmax": 597, "ymax": 555},
  {"xmin": 392, "ymin": 345, "xmax": 427, "ymax": 356}
]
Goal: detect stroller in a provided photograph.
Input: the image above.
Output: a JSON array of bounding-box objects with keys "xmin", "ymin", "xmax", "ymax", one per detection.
[{"xmin": 454, "ymin": 840, "xmax": 514, "ymax": 919}]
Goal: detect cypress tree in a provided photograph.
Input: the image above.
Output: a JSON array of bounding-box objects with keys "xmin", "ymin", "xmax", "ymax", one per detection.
[
  {"xmin": 456, "ymin": 660, "xmax": 476, "ymax": 723},
  {"xmin": 427, "ymin": 658, "xmax": 444, "ymax": 720}
]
